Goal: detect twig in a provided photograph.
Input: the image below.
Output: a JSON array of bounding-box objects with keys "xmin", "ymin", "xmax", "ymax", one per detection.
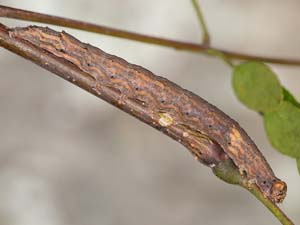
[
  {"xmin": 191, "ymin": 0, "xmax": 210, "ymax": 45},
  {"xmin": 190, "ymin": 0, "xmax": 234, "ymax": 67},
  {"xmin": 206, "ymin": 49, "xmax": 234, "ymax": 67},
  {"xmin": 1, "ymin": 5, "xmax": 300, "ymax": 66}
]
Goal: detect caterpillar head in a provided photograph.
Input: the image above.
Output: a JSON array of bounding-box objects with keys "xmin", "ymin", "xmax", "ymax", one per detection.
[
  {"xmin": 270, "ymin": 180, "xmax": 287, "ymax": 203},
  {"xmin": 258, "ymin": 178, "xmax": 287, "ymax": 203}
]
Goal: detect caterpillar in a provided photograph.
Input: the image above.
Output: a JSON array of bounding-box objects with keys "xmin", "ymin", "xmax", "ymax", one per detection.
[{"xmin": 8, "ymin": 25, "xmax": 286, "ymax": 203}]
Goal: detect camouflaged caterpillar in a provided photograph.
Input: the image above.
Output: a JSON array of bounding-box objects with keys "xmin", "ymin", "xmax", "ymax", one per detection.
[{"xmin": 9, "ymin": 25, "xmax": 287, "ymax": 203}]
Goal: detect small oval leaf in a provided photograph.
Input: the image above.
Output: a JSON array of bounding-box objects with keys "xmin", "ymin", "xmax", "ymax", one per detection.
[
  {"xmin": 264, "ymin": 101, "xmax": 300, "ymax": 158},
  {"xmin": 232, "ymin": 62, "xmax": 282, "ymax": 112}
]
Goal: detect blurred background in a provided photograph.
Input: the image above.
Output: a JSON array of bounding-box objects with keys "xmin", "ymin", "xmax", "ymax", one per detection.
[{"xmin": 0, "ymin": 0, "xmax": 299, "ymax": 224}]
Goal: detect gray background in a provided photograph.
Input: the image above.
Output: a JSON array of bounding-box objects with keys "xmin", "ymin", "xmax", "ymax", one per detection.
[{"xmin": 0, "ymin": 1, "xmax": 299, "ymax": 225}]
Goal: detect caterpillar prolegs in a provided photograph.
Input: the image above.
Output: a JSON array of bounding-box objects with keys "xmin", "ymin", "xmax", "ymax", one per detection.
[{"xmin": 7, "ymin": 25, "xmax": 286, "ymax": 203}]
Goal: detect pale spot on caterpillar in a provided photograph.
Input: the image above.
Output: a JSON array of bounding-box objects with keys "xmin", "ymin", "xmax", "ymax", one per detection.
[
  {"xmin": 209, "ymin": 163, "xmax": 216, "ymax": 168},
  {"xmin": 92, "ymin": 84, "xmax": 102, "ymax": 96},
  {"xmin": 232, "ymin": 128, "xmax": 241, "ymax": 138},
  {"xmin": 229, "ymin": 128, "xmax": 242, "ymax": 147},
  {"xmin": 183, "ymin": 132, "xmax": 189, "ymax": 137},
  {"xmin": 158, "ymin": 112, "xmax": 173, "ymax": 127},
  {"xmin": 248, "ymin": 178, "xmax": 257, "ymax": 185},
  {"xmin": 238, "ymin": 165, "xmax": 248, "ymax": 176}
]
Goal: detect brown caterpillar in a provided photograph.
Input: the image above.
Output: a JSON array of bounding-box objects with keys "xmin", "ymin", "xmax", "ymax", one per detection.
[{"xmin": 8, "ymin": 25, "xmax": 286, "ymax": 203}]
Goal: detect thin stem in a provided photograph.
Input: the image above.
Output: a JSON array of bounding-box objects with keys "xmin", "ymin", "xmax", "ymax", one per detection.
[
  {"xmin": 213, "ymin": 159, "xmax": 294, "ymax": 225},
  {"xmin": 1, "ymin": 5, "xmax": 300, "ymax": 66},
  {"xmin": 247, "ymin": 185, "xmax": 294, "ymax": 225},
  {"xmin": 191, "ymin": 0, "xmax": 210, "ymax": 45},
  {"xmin": 206, "ymin": 49, "xmax": 234, "ymax": 67},
  {"xmin": 0, "ymin": 5, "xmax": 206, "ymax": 51},
  {"xmin": 190, "ymin": 1, "xmax": 235, "ymax": 66}
]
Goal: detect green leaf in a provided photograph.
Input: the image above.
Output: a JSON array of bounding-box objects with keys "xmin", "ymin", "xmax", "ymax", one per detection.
[
  {"xmin": 264, "ymin": 101, "xmax": 300, "ymax": 158},
  {"xmin": 282, "ymin": 87, "xmax": 300, "ymax": 107},
  {"xmin": 297, "ymin": 158, "xmax": 300, "ymax": 175},
  {"xmin": 232, "ymin": 62, "xmax": 282, "ymax": 112}
]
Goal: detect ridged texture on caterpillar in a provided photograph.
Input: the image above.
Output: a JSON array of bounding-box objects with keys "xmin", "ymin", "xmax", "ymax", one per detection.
[{"xmin": 9, "ymin": 26, "xmax": 286, "ymax": 203}]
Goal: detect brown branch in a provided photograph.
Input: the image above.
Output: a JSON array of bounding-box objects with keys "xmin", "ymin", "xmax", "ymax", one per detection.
[{"xmin": 1, "ymin": 5, "xmax": 300, "ymax": 66}]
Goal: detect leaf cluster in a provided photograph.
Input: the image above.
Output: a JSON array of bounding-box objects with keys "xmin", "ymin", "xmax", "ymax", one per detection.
[{"xmin": 233, "ymin": 62, "xmax": 300, "ymax": 173}]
